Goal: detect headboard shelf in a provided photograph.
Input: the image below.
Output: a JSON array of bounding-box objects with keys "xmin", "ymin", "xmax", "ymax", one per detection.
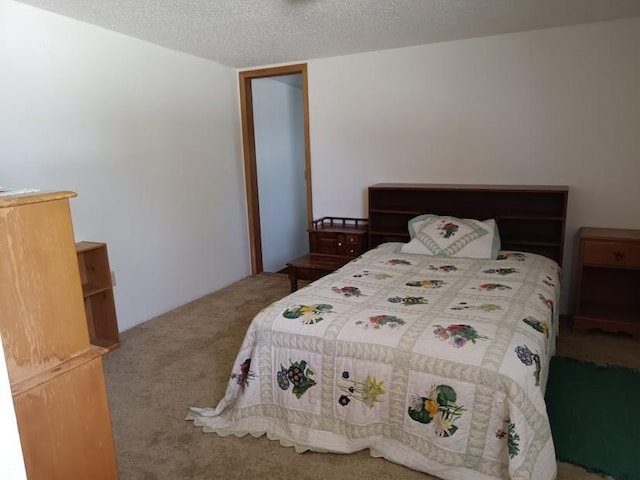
[
  {"xmin": 495, "ymin": 215, "xmax": 565, "ymax": 221},
  {"xmin": 369, "ymin": 208, "xmax": 424, "ymax": 216},
  {"xmin": 368, "ymin": 183, "xmax": 569, "ymax": 265},
  {"xmin": 369, "ymin": 229, "xmax": 411, "ymax": 238}
]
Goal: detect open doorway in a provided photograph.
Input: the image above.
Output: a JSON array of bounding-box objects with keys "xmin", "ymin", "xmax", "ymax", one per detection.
[{"xmin": 239, "ymin": 64, "xmax": 312, "ymax": 274}]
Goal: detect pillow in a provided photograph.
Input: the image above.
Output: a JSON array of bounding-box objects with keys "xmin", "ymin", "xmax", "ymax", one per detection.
[{"xmin": 399, "ymin": 214, "xmax": 500, "ymax": 259}]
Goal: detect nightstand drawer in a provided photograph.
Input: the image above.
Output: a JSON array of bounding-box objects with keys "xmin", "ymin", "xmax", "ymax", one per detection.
[
  {"xmin": 582, "ymin": 240, "xmax": 640, "ymax": 268},
  {"xmin": 311, "ymin": 233, "xmax": 365, "ymax": 256},
  {"xmin": 313, "ymin": 232, "xmax": 340, "ymax": 253},
  {"xmin": 342, "ymin": 243, "xmax": 363, "ymax": 256}
]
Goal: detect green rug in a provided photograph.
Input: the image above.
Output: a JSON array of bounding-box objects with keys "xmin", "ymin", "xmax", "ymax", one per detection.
[{"xmin": 545, "ymin": 356, "xmax": 640, "ymax": 480}]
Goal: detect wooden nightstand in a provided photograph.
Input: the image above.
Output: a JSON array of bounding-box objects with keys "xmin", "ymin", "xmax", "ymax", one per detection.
[
  {"xmin": 287, "ymin": 217, "xmax": 368, "ymax": 292},
  {"xmin": 287, "ymin": 254, "xmax": 351, "ymax": 292},
  {"xmin": 573, "ymin": 227, "xmax": 640, "ymax": 341}
]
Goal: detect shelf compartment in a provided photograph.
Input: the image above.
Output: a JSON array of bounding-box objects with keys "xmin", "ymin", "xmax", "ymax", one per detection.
[
  {"xmin": 370, "ymin": 230, "xmax": 410, "ymax": 245},
  {"xmin": 578, "ymin": 266, "xmax": 640, "ymax": 310},
  {"xmin": 77, "ymin": 242, "xmax": 112, "ymax": 293},
  {"xmin": 84, "ymin": 291, "xmax": 119, "ymax": 351},
  {"xmin": 82, "ymin": 284, "xmax": 112, "ymax": 298},
  {"xmin": 76, "ymin": 242, "xmax": 119, "ymax": 352},
  {"xmin": 576, "ymin": 302, "xmax": 640, "ymax": 325}
]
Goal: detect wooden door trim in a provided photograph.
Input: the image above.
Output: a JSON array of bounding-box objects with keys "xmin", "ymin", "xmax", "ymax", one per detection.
[{"xmin": 239, "ymin": 63, "xmax": 313, "ymax": 274}]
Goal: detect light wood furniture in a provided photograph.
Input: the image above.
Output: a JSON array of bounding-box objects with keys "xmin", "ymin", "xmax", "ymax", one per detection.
[
  {"xmin": 573, "ymin": 227, "xmax": 640, "ymax": 341},
  {"xmin": 287, "ymin": 217, "xmax": 369, "ymax": 292},
  {"xmin": 368, "ymin": 183, "xmax": 569, "ymax": 265},
  {"xmin": 76, "ymin": 242, "xmax": 120, "ymax": 351},
  {"xmin": 0, "ymin": 191, "xmax": 119, "ymax": 479}
]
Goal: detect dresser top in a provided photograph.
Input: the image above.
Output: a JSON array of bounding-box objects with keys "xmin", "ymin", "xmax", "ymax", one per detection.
[
  {"xmin": 369, "ymin": 183, "xmax": 569, "ymax": 192},
  {"xmin": 0, "ymin": 191, "xmax": 76, "ymax": 208},
  {"xmin": 580, "ymin": 227, "xmax": 640, "ymax": 241}
]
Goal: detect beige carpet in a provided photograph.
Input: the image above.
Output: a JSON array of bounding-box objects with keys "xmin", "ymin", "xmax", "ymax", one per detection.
[{"xmin": 103, "ymin": 274, "xmax": 636, "ymax": 480}]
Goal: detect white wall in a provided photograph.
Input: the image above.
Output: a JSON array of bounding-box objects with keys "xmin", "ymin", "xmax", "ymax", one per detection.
[
  {"xmin": 253, "ymin": 77, "xmax": 307, "ymax": 272},
  {"xmin": 0, "ymin": 0, "xmax": 249, "ymax": 331},
  {"xmin": 2, "ymin": 0, "xmax": 639, "ymax": 321},
  {"xmin": 306, "ymin": 17, "xmax": 640, "ymax": 312}
]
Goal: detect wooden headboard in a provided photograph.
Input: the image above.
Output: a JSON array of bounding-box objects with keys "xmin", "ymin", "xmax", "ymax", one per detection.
[{"xmin": 368, "ymin": 183, "xmax": 569, "ymax": 265}]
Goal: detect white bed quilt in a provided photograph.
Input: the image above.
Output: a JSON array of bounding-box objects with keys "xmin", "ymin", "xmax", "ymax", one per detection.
[{"xmin": 188, "ymin": 243, "xmax": 560, "ymax": 480}]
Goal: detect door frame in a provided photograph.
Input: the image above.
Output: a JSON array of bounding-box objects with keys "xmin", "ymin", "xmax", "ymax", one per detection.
[{"xmin": 239, "ymin": 63, "xmax": 313, "ymax": 274}]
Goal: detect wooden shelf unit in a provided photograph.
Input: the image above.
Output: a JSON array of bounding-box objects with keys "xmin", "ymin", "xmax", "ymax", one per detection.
[
  {"xmin": 368, "ymin": 183, "xmax": 569, "ymax": 265},
  {"xmin": 76, "ymin": 241, "xmax": 120, "ymax": 351},
  {"xmin": 0, "ymin": 191, "xmax": 118, "ymax": 479},
  {"xmin": 573, "ymin": 227, "xmax": 640, "ymax": 340}
]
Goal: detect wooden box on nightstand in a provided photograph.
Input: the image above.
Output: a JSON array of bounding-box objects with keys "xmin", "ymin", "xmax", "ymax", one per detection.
[
  {"xmin": 573, "ymin": 227, "xmax": 640, "ymax": 341},
  {"xmin": 308, "ymin": 217, "xmax": 368, "ymax": 258},
  {"xmin": 287, "ymin": 217, "xmax": 368, "ymax": 292}
]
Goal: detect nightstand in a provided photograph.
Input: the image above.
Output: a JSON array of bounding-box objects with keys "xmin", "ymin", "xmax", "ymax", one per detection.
[
  {"xmin": 287, "ymin": 254, "xmax": 350, "ymax": 292},
  {"xmin": 287, "ymin": 217, "xmax": 368, "ymax": 292},
  {"xmin": 573, "ymin": 227, "xmax": 640, "ymax": 341}
]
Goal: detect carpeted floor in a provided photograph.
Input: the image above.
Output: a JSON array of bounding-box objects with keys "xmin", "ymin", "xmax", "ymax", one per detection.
[{"xmin": 103, "ymin": 274, "xmax": 639, "ymax": 480}]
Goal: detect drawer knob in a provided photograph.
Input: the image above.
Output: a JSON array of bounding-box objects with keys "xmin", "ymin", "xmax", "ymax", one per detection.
[
  {"xmin": 613, "ymin": 250, "xmax": 625, "ymax": 261},
  {"xmin": 337, "ymin": 242, "xmax": 342, "ymax": 247}
]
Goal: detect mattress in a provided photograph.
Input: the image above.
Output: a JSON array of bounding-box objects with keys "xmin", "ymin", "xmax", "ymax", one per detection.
[{"xmin": 188, "ymin": 242, "xmax": 560, "ymax": 480}]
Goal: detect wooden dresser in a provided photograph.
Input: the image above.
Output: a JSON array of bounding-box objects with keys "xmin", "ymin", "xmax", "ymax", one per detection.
[
  {"xmin": 0, "ymin": 191, "xmax": 118, "ymax": 479},
  {"xmin": 573, "ymin": 227, "xmax": 640, "ymax": 340}
]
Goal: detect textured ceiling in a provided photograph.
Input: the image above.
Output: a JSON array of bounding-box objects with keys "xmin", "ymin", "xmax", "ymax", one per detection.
[{"xmin": 15, "ymin": 0, "xmax": 640, "ymax": 68}]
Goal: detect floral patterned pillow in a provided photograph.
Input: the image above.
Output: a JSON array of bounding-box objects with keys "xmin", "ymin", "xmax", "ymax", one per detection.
[{"xmin": 399, "ymin": 214, "xmax": 500, "ymax": 259}]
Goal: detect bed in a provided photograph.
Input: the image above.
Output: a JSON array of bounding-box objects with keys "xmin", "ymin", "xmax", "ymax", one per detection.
[{"xmin": 188, "ymin": 183, "xmax": 569, "ymax": 480}]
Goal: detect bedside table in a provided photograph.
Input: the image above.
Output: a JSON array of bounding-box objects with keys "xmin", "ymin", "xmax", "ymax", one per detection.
[
  {"xmin": 287, "ymin": 217, "xmax": 369, "ymax": 292},
  {"xmin": 287, "ymin": 254, "xmax": 350, "ymax": 292},
  {"xmin": 573, "ymin": 227, "xmax": 640, "ymax": 341}
]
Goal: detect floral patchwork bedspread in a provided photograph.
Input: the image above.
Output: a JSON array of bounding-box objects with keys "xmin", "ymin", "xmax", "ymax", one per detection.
[{"xmin": 187, "ymin": 243, "xmax": 560, "ymax": 480}]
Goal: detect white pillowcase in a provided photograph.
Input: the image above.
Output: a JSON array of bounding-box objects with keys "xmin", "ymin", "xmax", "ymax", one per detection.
[{"xmin": 399, "ymin": 214, "xmax": 501, "ymax": 259}]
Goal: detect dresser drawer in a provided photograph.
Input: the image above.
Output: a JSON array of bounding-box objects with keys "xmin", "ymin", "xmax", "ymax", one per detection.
[
  {"xmin": 582, "ymin": 240, "xmax": 640, "ymax": 268},
  {"xmin": 310, "ymin": 232, "xmax": 341, "ymax": 255},
  {"xmin": 309, "ymin": 231, "xmax": 366, "ymax": 257}
]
